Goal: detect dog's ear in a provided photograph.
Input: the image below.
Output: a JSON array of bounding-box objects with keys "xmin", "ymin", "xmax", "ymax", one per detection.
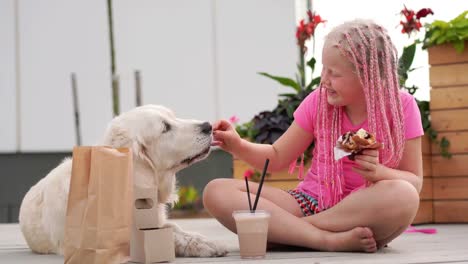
[
  {"xmin": 133, "ymin": 137, "xmax": 157, "ymax": 174},
  {"xmin": 104, "ymin": 125, "xmax": 131, "ymax": 148}
]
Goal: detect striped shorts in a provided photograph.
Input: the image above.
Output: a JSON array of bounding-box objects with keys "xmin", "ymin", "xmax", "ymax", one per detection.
[{"xmin": 287, "ymin": 189, "xmax": 320, "ymax": 217}]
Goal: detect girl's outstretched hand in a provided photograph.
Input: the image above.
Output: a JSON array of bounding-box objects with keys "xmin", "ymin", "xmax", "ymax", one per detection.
[
  {"xmin": 352, "ymin": 149, "xmax": 382, "ymax": 183},
  {"xmin": 211, "ymin": 119, "xmax": 242, "ymax": 154}
]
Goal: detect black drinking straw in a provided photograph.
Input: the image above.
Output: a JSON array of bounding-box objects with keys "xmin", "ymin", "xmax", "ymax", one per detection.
[
  {"xmin": 244, "ymin": 177, "xmax": 253, "ymax": 212},
  {"xmin": 252, "ymin": 159, "xmax": 270, "ymax": 212}
]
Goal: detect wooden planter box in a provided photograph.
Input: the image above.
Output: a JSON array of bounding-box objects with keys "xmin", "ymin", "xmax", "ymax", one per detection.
[
  {"xmin": 429, "ymin": 41, "xmax": 468, "ymax": 223},
  {"xmin": 233, "ymin": 158, "xmax": 305, "ymax": 190},
  {"xmin": 233, "ymin": 134, "xmax": 433, "ymax": 225}
]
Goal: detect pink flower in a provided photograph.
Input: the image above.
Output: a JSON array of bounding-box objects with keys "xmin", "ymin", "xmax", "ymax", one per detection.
[
  {"xmin": 228, "ymin": 115, "xmax": 240, "ymax": 124},
  {"xmin": 243, "ymin": 169, "xmax": 254, "ymax": 179}
]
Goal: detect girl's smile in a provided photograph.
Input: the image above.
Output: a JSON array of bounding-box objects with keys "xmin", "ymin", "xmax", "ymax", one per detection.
[
  {"xmin": 326, "ymin": 88, "xmax": 338, "ymax": 97},
  {"xmin": 321, "ymin": 45, "xmax": 366, "ymax": 109}
]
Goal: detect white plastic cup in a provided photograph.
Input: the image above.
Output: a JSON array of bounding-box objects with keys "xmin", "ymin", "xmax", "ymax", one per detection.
[{"xmin": 232, "ymin": 210, "xmax": 271, "ymax": 259}]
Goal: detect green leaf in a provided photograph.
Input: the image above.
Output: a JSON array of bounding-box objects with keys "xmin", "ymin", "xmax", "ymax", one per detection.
[
  {"xmin": 440, "ymin": 137, "xmax": 452, "ymax": 159},
  {"xmin": 306, "ymin": 76, "xmax": 321, "ymax": 91},
  {"xmin": 436, "ymin": 35, "xmax": 447, "ymax": 45},
  {"xmin": 453, "ymin": 40, "xmax": 465, "ymax": 53},
  {"xmin": 454, "ymin": 10, "xmax": 468, "ymax": 22},
  {"xmin": 399, "ymin": 43, "xmax": 416, "ymax": 72},
  {"xmin": 258, "ymin": 72, "xmax": 300, "ymax": 92},
  {"xmin": 286, "ymin": 105, "xmax": 295, "ymax": 118},
  {"xmin": 296, "ymin": 63, "xmax": 305, "ymax": 88},
  {"xmin": 440, "ymin": 137, "xmax": 450, "ymax": 148},
  {"xmin": 428, "ymin": 30, "xmax": 442, "ymax": 43},
  {"xmin": 307, "ymin": 57, "xmax": 317, "ymax": 73},
  {"xmin": 278, "ymin": 93, "xmax": 297, "ymax": 97},
  {"xmin": 453, "ymin": 19, "xmax": 468, "ymax": 28},
  {"xmin": 405, "ymin": 85, "xmax": 418, "ymax": 95},
  {"xmin": 398, "ymin": 43, "xmax": 417, "ymax": 86},
  {"xmin": 431, "ymin": 20, "xmax": 449, "ymax": 29},
  {"xmin": 423, "ymin": 10, "xmax": 468, "ymax": 51},
  {"xmin": 278, "ymin": 93, "xmax": 297, "ymax": 99}
]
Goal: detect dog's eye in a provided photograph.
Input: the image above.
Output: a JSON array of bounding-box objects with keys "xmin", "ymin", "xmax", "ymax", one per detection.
[{"xmin": 162, "ymin": 121, "xmax": 172, "ymax": 133}]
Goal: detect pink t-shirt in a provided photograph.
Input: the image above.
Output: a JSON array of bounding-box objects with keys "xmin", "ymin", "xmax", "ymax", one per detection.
[{"xmin": 293, "ymin": 89, "xmax": 424, "ymax": 205}]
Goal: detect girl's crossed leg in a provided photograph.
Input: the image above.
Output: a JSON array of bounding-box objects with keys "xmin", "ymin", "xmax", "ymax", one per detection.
[{"xmin": 203, "ymin": 178, "xmax": 419, "ymax": 252}]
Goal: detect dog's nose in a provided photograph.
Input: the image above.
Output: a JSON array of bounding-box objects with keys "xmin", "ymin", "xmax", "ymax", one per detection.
[{"xmin": 199, "ymin": 122, "xmax": 212, "ymax": 134}]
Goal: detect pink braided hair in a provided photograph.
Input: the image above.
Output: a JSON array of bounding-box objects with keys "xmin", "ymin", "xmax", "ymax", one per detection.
[{"xmin": 315, "ymin": 20, "xmax": 405, "ymax": 209}]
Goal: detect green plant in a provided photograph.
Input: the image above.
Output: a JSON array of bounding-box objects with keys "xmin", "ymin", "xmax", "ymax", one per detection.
[
  {"xmin": 398, "ymin": 5, "xmax": 451, "ymax": 158},
  {"xmin": 173, "ymin": 186, "xmax": 201, "ymax": 211},
  {"xmin": 422, "ymin": 10, "xmax": 468, "ymax": 53}
]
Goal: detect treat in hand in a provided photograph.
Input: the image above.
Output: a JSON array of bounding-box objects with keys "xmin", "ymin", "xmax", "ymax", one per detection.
[{"xmin": 336, "ymin": 128, "xmax": 381, "ymax": 160}]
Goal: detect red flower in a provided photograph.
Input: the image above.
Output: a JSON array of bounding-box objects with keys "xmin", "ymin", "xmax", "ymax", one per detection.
[
  {"xmin": 416, "ymin": 8, "xmax": 434, "ymax": 19},
  {"xmin": 243, "ymin": 169, "xmax": 254, "ymax": 179},
  {"xmin": 296, "ymin": 10, "xmax": 326, "ymax": 53},
  {"xmin": 399, "ymin": 5, "xmax": 433, "ymax": 36}
]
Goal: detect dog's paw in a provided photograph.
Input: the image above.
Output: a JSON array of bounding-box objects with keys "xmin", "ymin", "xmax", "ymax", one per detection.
[{"xmin": 175, "ymin": 231, "xmax": 228, "ymax": 257}]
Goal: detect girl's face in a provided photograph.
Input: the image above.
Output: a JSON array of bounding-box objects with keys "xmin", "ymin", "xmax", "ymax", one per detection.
[{"xmin": 321, "ymin": 44, "xmax": 365, "ymax": 108}]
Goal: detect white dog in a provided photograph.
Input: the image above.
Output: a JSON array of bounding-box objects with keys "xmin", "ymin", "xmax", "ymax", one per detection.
[{"xmin": 19, "ymin": 105, "xmax": 227, "ymax": 257}]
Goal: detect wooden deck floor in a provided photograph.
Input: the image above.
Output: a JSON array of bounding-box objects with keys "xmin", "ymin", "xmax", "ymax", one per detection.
[{"xmin": 1, "ymin": 219, "xmax": 467, "ymax": 264}]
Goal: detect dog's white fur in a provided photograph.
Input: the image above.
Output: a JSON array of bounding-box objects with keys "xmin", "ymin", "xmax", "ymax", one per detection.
[{"xmin": 19, "ymin": 105, "xmax": 227, "ymax": 257}]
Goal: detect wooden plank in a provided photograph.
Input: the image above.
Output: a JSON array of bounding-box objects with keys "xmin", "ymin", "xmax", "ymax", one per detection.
[
  {"xmin": 412, "ymin": 200, "xmax": 433, "ymax": 224},
  {"xmin": 428, "ymin": 41, "xmax": 468, "ymax": 65},
  {"xmin": 264, "ymin": 180, "xmax": 299, "ymax": 190},
  {"xmin": 233, "ymin": 159, "xmax": 310, "ymax": 181},
  {"xmin": 433, "ymin": 177, "xmax": 468, "ymax": 200},
  {"xmin": 430, "ymin": 63, "xmax": 468, "ymax": 88},
  {"xmin": 432, "ymin": 154, "xmax": 468, "ymax": 177},
  {"xmin": 431, "ymin": 131, "xmax": 468, "ymax": 155},
  {"xmin": 232, "ymin": 159, "xmax": 250, "ymax": 180},
  {"xmin": 434, "ymin": 200, "xmax": 468, "ymax": 223},
  {"xmin": 266, "ymin": 169, "xmax": 305, "ymax": 181},
  {"xmin": 420, "ymin": 177, "xmax": 433, "ymax": 200},
  {"xmin": 423, "ymin": 155, "xmax": 432, "ymax": 177},
  {"xmin": 430, "ymin": 109, "xmax": 468, "ymax": 131},
  {"xmin": 430, "ymin": 86, "xmax": 468, "ymax": 110}
]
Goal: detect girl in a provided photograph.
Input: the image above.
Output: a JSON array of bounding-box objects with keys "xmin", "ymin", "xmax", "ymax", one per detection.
[{"xmin": 204, "ymin": 19, "xmax": 423, "ymax": 253}]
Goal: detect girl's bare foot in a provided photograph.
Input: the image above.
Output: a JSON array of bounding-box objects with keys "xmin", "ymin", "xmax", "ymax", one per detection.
[{"xmin": 325, "ymin": 227, "xmax": 377, "ymax": 253}]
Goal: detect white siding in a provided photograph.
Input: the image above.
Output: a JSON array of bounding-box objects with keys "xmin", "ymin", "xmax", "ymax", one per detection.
[
  {"xmin": 18, "ymin": 0, "xmax": 112, "ymax": 151},
  {"xmin": 113, "ymin": 0, "xmax": 217, "ymax": 122},
  {"xmin": 0, "ymin": 0, "xmax": 297, "ymax": 152},
  {"xmin": 0, "ymin": 0, "xmax": 17, "ymax": 152},
  {"xmin": 215, "ymin": 0, "xmax": 297, "ymax": 122}
]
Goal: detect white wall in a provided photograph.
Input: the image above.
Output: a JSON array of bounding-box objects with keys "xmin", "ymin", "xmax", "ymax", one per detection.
[
  {"xmin": 113, "ymin": 0, "xmax": 298, "ymax": 123},
  {"xmin": 113, "ymin": 0, "xmax": 217, "ymax": 121},
  {"xmin": 0, "ymin": 0, "xmax": 17, "ymax": 152},
  {"xmin": 310, "ymin": 0, "xmax": 467, "ymax": 102},
  {"xmin": 18, "ymin": 0, "xmax": 113, "ymax": 152},
  {"xmin": 215, "ymin": 0, "xmax": 297, "ymax": 122},
  {"xmin": 0, "ymin": 0, "xmax": 298, "ymax": 152}
]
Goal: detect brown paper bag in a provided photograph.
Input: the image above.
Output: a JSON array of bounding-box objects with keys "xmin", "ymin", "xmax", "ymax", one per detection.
[{"xmin": 64, "ymin": 146, "xmax": 133, "ymax": 264}]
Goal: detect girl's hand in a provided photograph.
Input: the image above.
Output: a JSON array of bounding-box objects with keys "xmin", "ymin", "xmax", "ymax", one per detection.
[
  {"xmin": 211, "ymin": 119, "xmax": 242, "ymax": 154},
  {"xmin": 352, "ymin": 149, "xmax": 382, "ymax": 183}
]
